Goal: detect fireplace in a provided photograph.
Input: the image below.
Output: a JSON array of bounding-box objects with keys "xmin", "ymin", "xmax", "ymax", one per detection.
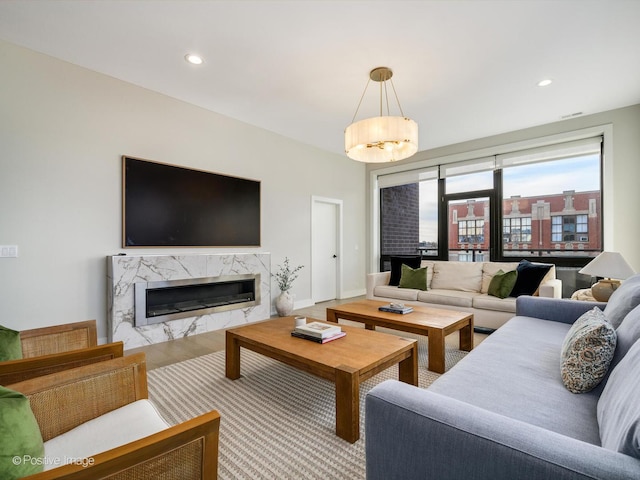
[{"xmin": 134, "ymin": 274, "xmax": 260, "ymax": 326}]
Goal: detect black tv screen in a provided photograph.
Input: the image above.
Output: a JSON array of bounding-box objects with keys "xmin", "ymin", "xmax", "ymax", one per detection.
[{"xmin": 122, "ymin": 156, "xmax": 261, "ymax": 247}]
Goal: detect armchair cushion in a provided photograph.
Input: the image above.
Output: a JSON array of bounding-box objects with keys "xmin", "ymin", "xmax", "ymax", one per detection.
[
  {"xmin": 43, "ymin": 399, "xmax": 169, "ymax": 471},
  {"xmin": 0, "ymin": 386, "xmax": 44, "ymax": 479},
  {"xmin": 0, "ymin": 325, "xmax": 22, "ymax": 361}
]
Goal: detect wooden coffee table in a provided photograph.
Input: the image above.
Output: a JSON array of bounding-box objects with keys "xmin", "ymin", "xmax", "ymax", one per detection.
[
  {"xmin": 327, "ymin": 299, "xmax": 473, "ymax": 374},
  {"xmin": 225, "ymin": 316, "xmax": 417, "ymax": 443}
]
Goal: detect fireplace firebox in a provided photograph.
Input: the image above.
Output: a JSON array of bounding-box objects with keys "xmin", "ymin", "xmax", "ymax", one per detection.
[{"xmin": 134, "ymin": 274, "xmax": 260, "ymax": 326}]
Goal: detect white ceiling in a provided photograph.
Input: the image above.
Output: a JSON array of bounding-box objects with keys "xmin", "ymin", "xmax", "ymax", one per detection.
[{"xmin": 1, "ymin": 1, "xmax": 639, "ymax": 157}]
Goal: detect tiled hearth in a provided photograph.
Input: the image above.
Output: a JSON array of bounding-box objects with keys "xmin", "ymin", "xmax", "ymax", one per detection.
[{"xmin": 108, "ymin": 253, "xmax": 270, "ymax": 349}]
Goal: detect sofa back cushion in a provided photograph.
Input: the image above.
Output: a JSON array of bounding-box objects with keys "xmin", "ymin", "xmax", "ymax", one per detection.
[
  {"xmin": 597, "ymin": 338, "xmax": 640, "ymax": 459},
  {"xmin": 430, "ymin": 261, "xmax": 483, "ymax": 292},
  {"xmin": 610, "ymin": 303, "xmax": 640, "ymax": 370},
  {"xmin": 481, "ymin": 262, "xmax": 519, "ymax": 294},
  {"xmin": 604, "ymin": 274, "xmax": 640, "ymax": 328}
]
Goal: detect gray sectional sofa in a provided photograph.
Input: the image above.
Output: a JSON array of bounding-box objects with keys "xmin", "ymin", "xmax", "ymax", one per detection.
[
  {"xmin": 367, "ymin": 259, "xmax": 562, "ymax": 330},
  {"xmin": 366, "ymin": 274, "xmax": 640, "ymax": 480}
]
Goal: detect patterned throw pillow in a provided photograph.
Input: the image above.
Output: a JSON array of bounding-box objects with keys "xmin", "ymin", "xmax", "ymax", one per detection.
[{"xmin": 561, "ymin": 307, "xmax": 617, "ymax": 394}]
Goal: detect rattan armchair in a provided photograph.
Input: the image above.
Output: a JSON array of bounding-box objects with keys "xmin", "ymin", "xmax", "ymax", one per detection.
[
  {"xmin": 9, "ymin": 352, "xmax": 220, "ymax": 480},
  {"xmin": 0, "ymin": 320, "xmax": 124, "ymax": 385}
]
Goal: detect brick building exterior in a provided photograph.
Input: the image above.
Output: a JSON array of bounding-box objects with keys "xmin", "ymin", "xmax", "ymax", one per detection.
[
  {"xmin": 449, "ymin": 190, "xmax": 601, "ymax": 258},
  {"xmin": 380, "ymin": 183, "xmax": 419, "ymax": 255}
]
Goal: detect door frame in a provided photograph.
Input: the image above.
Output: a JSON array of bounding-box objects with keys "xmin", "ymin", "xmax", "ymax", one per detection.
[{"xmin": 311, "ymin": 196, "xmax": 343, "ymax": 301}]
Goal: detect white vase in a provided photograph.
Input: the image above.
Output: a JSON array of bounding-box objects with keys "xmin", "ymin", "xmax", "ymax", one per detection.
[{"xmin": 275, "ymin": 291, "xmax": 294, "ymax": 316}]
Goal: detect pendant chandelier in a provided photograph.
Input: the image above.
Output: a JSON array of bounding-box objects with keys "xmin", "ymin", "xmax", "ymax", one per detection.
[{"xmin": 345, "ymin": 67, "xmax": 419, "ymax": 163}]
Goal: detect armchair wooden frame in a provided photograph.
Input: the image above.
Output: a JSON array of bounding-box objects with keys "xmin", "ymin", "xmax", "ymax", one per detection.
[
  {"xmin": 9, "ymin": 353, "xmax": 220, "ymax": 480},
  {"xmin": 0, "ymin": 320, "xmax": 124, "ymax": 385},
  {"xmin": 20, "ymin": 320, "xmax": 98, "ymax": 357}
]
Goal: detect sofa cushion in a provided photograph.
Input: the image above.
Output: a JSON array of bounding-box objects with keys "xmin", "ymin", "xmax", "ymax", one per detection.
[
  {"xmin": 481, "ymin": 262, "xmax": 519, "ymax": 294},
  {"xmin": 0, "ymin": 386, "xmax": 44, "ymax": 478},
  {"xmin": 488, "ymin": 269, "xmax": 518, "ymax": 299},
  {"xmin": 610, "ymin": 304, "xmax": 640, "ymax": 370},
  {"xmin": 374, "ymin": 285, "xmax": 419, "ymax": 301},
  {"xmin": 43, "ymin": 399, "xmax": 169, "ymax": 471},
  {"xmin": 509, "ymin": 260, "xmax": 553, "ymax": 297},
  {"xmin": 604, "ymin": 274, "xmax": 640, "ymax": 328},
  {"xmin": 472, "ymin": 294, "xmax": 517, "ymax": 313},
  {"xmin": 0, "ymin": 325, "xmax": 22, "ymax": 361},
  {"xmin": 598, "ymin": 339, "xmax": 640, "ymax": 459},
  {"xmin": 418, "ymin": 290, "xmax": 477, "ymax": 308},
  {"xmin": 420, "ymin": 261, "xmax": 435, "ymax": 288},
  {"xmin": 398, "ymin": 264, "xmax": 428, "ymax": 291},
  {"xmin": 560, "ymin": 307, "xmax": 617, "ymax": 394},
  {"xmin": 429, "ymin": 316, "xmax": 601, "ymax": 444},
  {"xmin": 430, "ymin": 262, "xmax": 483, "ymax": 292},
  {"xmin": 389, "ymin": 256, "xmax": 422, "ymax": 286}
]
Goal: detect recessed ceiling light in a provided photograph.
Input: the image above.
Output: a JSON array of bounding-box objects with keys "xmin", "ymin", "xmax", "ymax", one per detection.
[
  {"xmin": 537, "ymin": 79, "xmax": 553, "ymax": 87},
  {"xmin": 184, "ymin": 54, "xmax": 204, "ymax": 65}
]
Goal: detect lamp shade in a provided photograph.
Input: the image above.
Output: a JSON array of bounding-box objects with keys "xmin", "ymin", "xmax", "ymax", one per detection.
[
  {"xmin": 345, "ymin": 116, "xmax": 418, "ymax": 163},
  {"xmin": 579, "ymin": 251, "xmax": 636, "ymax": 280}
]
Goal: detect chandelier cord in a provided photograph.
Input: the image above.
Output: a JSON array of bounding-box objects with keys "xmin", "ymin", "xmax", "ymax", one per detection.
[
  {"xmin": 350, "ymin": 77, "xmax": 372, "ymax": 124},
  {"xmin": 389, "ymin": 78, "xmax": 406, "ymax": 118}
]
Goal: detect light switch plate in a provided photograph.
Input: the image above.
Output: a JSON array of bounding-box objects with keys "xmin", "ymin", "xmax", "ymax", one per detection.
[{"xmin": 0, "ymin": 245, "xmax": 18, "ymax": 257}]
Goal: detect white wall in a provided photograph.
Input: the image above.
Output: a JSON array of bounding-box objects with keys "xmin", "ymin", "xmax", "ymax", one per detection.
[
  {"xmin": 367, "ymin": 104, "xmax": 640, "ymax": 272},
  {"xmin": 0, "ymin": 40, "xmax": 367, "ymax": 340}
]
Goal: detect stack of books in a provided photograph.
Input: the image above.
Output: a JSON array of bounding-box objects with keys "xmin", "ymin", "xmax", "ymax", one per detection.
[
  {"xmin": 291, "ymin": 321, "xmax": 346, "ymax": 344},
  {"xmin": 379, "ymin": 303, "xmax": 414, "ymax": 314}
]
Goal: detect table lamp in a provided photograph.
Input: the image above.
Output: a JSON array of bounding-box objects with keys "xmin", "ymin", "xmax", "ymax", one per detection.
[{"xmin": 579, "ymin": 251, "xmax": 636, "ymax": 302}]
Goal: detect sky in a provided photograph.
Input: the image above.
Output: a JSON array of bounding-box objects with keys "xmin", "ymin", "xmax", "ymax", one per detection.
[{"xmin": 418, "ymin": 154, "xmax": 600, "ymax": 243}]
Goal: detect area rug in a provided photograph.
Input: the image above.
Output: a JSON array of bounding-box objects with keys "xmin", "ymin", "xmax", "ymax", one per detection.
[{"xmin": 147, "ymin": 340, "xmax": 467, "ymax": 479}]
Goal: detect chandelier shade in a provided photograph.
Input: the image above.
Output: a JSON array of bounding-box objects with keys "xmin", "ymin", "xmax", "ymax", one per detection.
[
  {"xmin": 345, "ymin": 116, "xmax": 418, "ymax": 163},
  {"xmin": 345, "ymin": 67, "xmax": 419, "ymax": 163}
]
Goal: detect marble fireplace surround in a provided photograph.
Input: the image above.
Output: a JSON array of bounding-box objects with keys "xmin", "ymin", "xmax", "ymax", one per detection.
[{"xmin": 108, "ymin": 253, "xmax": 270, "ymax": 349}]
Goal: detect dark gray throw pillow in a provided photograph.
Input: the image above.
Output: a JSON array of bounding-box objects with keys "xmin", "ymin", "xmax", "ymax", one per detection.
[{"xmin": 509, "ymin": 260, "xmax": 552, "ymax": 297}]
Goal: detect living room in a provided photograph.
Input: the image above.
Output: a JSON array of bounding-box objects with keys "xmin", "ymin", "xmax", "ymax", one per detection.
[{"xmin": 1, "ymin": 1, "xmax": 640, "ymax": 479}]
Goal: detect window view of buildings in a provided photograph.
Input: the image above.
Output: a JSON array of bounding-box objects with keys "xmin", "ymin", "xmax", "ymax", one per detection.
[{"xmin": 380, "ymin": 145, "xmax": 602, "ymax": 266}]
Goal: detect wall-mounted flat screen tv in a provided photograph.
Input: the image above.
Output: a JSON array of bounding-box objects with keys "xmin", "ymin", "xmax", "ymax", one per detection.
[{"xmin": 122, "ymin": 156, "xmax": 261, "ymax": 247}]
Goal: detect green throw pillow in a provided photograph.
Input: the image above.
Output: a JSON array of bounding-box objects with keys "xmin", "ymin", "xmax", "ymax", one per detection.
[
  {"xmin": 0, "ymin": 325, "xmax": 22, "ymax": 361},
  {"xmin": 399, "ymin": 264, "xmax": 428, "ymax": 291},
  {"xmin": 488, "ymin": 269, "xmax": 518, "ymax": 299},
  {"xmin": 0, "ymin": 386, "xmax": 44, "ymax": 479}
]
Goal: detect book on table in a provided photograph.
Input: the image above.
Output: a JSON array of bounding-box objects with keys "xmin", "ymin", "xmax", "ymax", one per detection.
[
  {"xmin": 294, "ymin": 321, "xmax": 342, "ymax": 339},
  {"xmin": 291, "ymin": 330, "xmax": 346, "ymax": 344},
  {"xmin": 379, "ymin": 303, "xmax": 414, "ymax": 314}
]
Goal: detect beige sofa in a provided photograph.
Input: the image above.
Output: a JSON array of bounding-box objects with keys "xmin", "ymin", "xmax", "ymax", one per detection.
[{"xmin": 366, "ymin": 260, "xmax": 562, "ymax": 330}]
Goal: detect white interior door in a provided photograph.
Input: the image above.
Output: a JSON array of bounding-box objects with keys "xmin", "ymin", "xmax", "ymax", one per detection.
[{"xmin": 312, "ymin": 197, "xmax": 341, "ymax": 303}]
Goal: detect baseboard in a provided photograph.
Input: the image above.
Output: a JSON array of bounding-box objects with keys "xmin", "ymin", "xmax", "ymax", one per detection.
[{"xmin": 339, "ymin": 288, "xmax": 366, "ymax": 299}]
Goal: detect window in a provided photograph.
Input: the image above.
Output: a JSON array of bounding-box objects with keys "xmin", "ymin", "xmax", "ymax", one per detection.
[
  {"xmin": 458, "ymin": 219, "xmax": 485, "ymax": 244},
  {"xmin": 552, "ymin": 214, "xmax": 589, "ymax": 242},
  {"xmin": 503, "ymin": 217, "xmax": 532, "ymax": 243},
  {"xmin": 377, "ymin": 134, "xmax": 603, "ymax": 270}
]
